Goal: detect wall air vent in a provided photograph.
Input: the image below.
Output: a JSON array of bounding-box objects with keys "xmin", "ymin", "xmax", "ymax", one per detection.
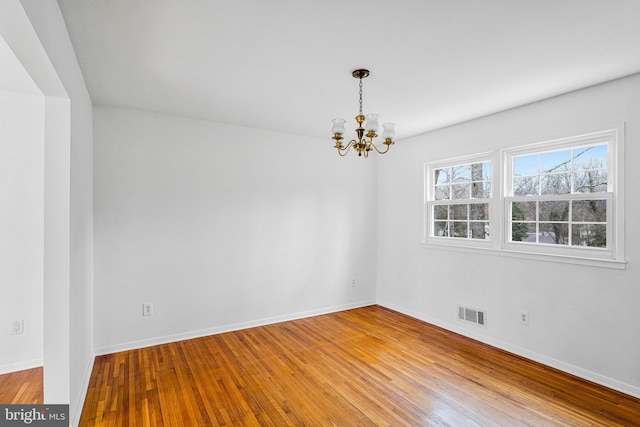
[{"xmin": 458, "ymin": 305, "xmax": 487, "ymax": 327}]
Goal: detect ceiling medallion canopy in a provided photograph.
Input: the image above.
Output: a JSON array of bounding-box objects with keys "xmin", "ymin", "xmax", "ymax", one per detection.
[{"xmin": 331, "ymin": 69, "xmax": 396, "ymax": 158}]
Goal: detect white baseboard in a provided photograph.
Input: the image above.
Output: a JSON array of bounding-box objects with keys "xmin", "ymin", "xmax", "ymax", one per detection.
[
  {"xmin": 70, "ymin": 351, "xmax": 95, "ymax": 427},
  {"xmin": 0, "ymin": 358, "xmax": 43, "ymax": 375},
  {"xmin": 377, "ymin": 299, "xmax": 640, "ymax": 400},
  {"xmin": 95, "ymin": 299, "xmax": 376, "ymax": 356}
]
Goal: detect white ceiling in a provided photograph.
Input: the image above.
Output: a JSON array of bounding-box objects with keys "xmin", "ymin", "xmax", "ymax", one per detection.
[{"xmin": 57, "ymin": 0, "xmax": 640, "ymax": 140}]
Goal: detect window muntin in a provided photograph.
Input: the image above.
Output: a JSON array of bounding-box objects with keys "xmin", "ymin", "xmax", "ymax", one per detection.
[
  {"xmin": 433, "ymin": 202, "xmax": 490, "ymax": 239},
  {"xmin": 512, "ymin": 144, "xmax": 608, "ymax": 196},
  {"xmin": 510, "ymin": 197, "xmax": 608, "ymax": 248}
]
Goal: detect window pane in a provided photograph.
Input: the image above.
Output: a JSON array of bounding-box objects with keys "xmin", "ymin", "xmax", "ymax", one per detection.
[
  {"xmin": 539, "ymin": 201, "xmax": 569, "ymax": 221},
  {"xmin": 435, "ymin": 185, "xmax": 450, "ymax": 200},
  {"xmin": 450, "ymin": 204, "xmax": 468, "ymax": 220},
  {"xmin": 539, "ymin": 223, "xmax": 569, "ymax": 245},
  {"xmin": 452, "ymin": 183, "xmax": 470, "ymax": 200},
  {"xmin": 452, "ymin": 165, "xmax": 470, "ymax": 181},
  {"xmin": 470, "ymin": 203, "xmax": 488, "ymax": 220},
  {"xmin": 433, "ymin": 221, "xmax": 448, "ymax": 237},
  {"xmin": 512, "ymin": 222, "xmax": 534, "ymax": 242},
  {"xmin": 435, "ymin": 168, "xmax": 450, "ymax": 185},
  {"xmin": 572, "ymin": 224, "xmax": 606, "ymax": 248},
  {"xmin": 574, "ymin": 144, "xmax": 607, "ymax": 170},
  {"xmin": 472, "ymin": 181, "xmax": 491, "ymax": 198},
  {"xmin": 481, "ymin": 161, "xmax": 491, "ymax": 180},
  {"xmin": 572, "ymin": 200, "xmax": 606, "ymax": 222},
  {"xmin": 541, "ymin": 173, "xmax": 571, "ymax": 195},
  {"xmin": 470, "ymin": 222, "xmax": 489, "ymax": 240},
  {"xmin": 452, "ymin": 222, "xmax": 467, "ymax": 238},
  {"xmin": 512, "ymin": 201, "xmax": 536, "ymax": 221},
  {"xmin": 541, "ymin": 149, "xmax": 571, "ymax": 173},
  {"xmin": 513, "ymin": 154, "xmax": 538, "ymax": 176},
  {"xmin": 471, "ymin": 163, "xmax": 488, "ymax": 181},
  {"xmin": 573, "ymin": 170, "xmax": 607, "ymax": 193},
  {"xmin": 513, "ymin": 176, "xmax": 538, "ymax": 196},
  {"xmin": 433, "ymin": 205, "xmax": 448, "ymax": 220}
]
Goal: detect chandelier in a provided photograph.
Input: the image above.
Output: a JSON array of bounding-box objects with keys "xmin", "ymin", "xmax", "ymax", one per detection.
[{"xmin": 331, "ymin": 69, "xmax": 396, "ymax": 158}]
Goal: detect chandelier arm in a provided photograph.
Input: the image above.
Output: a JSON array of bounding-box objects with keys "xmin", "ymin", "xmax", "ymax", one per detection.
[
  {"xmin": 337, "ymin": 140, "xmax": 356, "ymax": 157},
  {"xmin": 370, "ymin": 140, "xmax": 391, "ymax": 155}
]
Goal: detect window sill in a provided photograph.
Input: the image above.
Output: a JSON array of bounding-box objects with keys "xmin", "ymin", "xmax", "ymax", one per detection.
[{"xmin": 420, "ymin": 241, "xmax": 627, "ymax": 270}]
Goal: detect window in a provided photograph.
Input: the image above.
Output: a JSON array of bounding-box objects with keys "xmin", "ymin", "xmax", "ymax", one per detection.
[
  {"xmin": 425, "ymin": 155, "xmax": 493, "ymax": 245},
  {"xmin": 424, "ymin": 128, "xmax": 625, "ymax": 268},
  {"xmin": 506, "ymin": 143, "xmax": 609, "ymax": 249}
]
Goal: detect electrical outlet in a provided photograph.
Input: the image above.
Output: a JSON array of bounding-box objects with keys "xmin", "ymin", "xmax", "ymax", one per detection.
[
  {"xmin": 142, "ymin": 303, "xmax": 154, "ymax": 316},
  {"xmin": 520, "ymin": 311, "xmax": 529, "ymax": 325},
  {"xmin": 10, "ymin": 320, "xmax": 24, "ymax": 335}
]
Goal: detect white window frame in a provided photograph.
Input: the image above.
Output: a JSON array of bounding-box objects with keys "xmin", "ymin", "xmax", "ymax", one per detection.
[
  {"xmin": 422, "ymin": 126, "xmax": 626, "ymax": 269},
  {"xmin": 424, "ymin": 152, "xmax": 497, "ymax": 249}
]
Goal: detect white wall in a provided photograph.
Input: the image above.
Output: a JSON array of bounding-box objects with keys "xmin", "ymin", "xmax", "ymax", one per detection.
[
  {"xmin": 7, "ymin": 1, "xmax": 94, "ymax": 424},
  {"xmin": 0, "ymin": 90, "xmax": 44, "ymax": 373},
  {"xmin": 1, "ymin": 0, "xmax": 70, "ymax": 407},
  {"xmin": 377, "ymin": 73, "xmax": 640, "ymax": 397},
  {"xmin": 93, "ymin": 106, "xmax": 376, "ymax": 352},
  {"xmin": 21, "ymin": 3, "xmax": 94, "ymax": 418}
]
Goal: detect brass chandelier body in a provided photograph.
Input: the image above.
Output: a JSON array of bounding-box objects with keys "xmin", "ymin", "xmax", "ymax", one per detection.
[{"xmin": 331, "ymin": 69, "xmax": 396, "ymax": 158}]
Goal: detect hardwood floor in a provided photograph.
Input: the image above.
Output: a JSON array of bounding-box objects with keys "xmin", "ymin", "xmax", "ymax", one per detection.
[
  {"xmin": 0, "ymin": 366, "xmax": 44, "ymax": 404},
  {"xmin": 80, "ymin": 306, "xmax": 640, "ymax": 426}
]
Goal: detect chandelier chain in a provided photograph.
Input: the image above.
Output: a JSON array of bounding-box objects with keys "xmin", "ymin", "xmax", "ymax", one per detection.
[{"xmin": 358, "ymin": 78, "xmax": 363, "ymax": 115}]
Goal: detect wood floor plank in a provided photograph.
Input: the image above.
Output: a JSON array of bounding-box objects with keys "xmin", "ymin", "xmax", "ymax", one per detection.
[
  {"xmin": 79, "ymin": 306, "xmax": 640, "ymax": 426},
  {"xmin": 0, "ymin": 366, "xmax": 43, "ymax": 404}
]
